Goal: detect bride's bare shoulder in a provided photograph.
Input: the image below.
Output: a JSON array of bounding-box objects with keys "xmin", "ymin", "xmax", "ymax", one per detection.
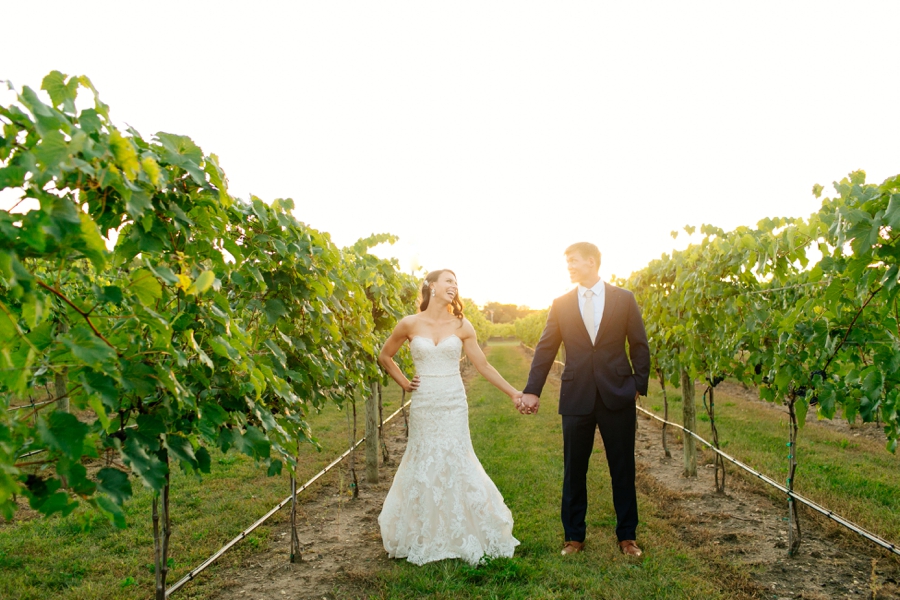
[
  {"xmin": 458, "ymin": 317, "xmax": 476, "ymax": 339},
  {"xmin": 395, "ymin": 315, "xmax": 420, "ymax": 334}
]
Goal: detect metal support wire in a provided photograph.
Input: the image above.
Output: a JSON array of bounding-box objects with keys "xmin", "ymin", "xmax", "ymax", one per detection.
[
  {"xmin": 7, "ymin": 397, "xmax": 56, "ymax": 412},
  {"xmin": 636, "ymin": 405, "xmax": 900, "ymax": 557},
  {"xmin": 165, "ymin": 398, "xmax": 412, "ymax": 597}
]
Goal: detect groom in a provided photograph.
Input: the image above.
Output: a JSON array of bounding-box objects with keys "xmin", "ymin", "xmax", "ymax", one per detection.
[{"xmin": 520, "ymin": 242, "xmax": 650, "ymax": 557}]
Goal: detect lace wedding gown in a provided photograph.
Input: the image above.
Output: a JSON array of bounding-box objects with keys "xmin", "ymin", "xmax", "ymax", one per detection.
[{"xmin": 378, "ymin": 335, "xmax": 520, "ymax": 566}]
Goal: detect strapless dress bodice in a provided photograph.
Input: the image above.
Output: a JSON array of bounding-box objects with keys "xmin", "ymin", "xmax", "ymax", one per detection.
[{"xmin": 410, "ymin": 335, "xmax": 462, "ymax": 377}]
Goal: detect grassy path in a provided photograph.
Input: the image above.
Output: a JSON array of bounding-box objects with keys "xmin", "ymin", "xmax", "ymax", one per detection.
[{"xmin": 370, "ymin": 343, "xmax": 752, "ymax": 599}]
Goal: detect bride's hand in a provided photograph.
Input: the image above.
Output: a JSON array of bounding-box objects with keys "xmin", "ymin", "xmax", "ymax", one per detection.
[
  {"xmin": 405, "ymin": 376, "xmax": 421, "ymax": 393},
  {"xmin": 511, "ymin": 390, "xmax": 523, "ymax": 409}
]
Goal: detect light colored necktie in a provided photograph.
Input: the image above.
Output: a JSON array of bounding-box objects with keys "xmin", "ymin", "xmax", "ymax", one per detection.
[{"xmin": 582, "ymin": 289, "xmax": 595, "ymax": 343}]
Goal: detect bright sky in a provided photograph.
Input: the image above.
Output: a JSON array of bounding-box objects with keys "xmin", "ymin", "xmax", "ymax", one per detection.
[{"xmin": 4, "ymin": 2, "xmax": 899, "ymax": 309}]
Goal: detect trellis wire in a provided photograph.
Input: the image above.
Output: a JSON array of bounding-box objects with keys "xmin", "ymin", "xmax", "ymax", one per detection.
[
  {"xmin": 636, "ymin": 405, "xmax": 900, "ymax": 557},
  {"xmin": 7, "ymin": 397, "xmax": 56, "ymax": 412},
  {"xmin": 165, "ymin": 398, "xmax": 411, "ymax": 597}
]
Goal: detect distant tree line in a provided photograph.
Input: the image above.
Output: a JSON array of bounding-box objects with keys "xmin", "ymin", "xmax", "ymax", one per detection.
[{"xmin": 481, "ymin": 302, "xmax": 538, "ymax": 324}]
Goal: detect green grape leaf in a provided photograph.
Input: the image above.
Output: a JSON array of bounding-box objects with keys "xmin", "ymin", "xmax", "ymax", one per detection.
[
  {"xmin": 136, "ymin": 414, "xmax": 166, "ymax": 436},
  {"xmin": 94, "ymin": 495, "xmax": 127, "ymax": 529},
  {"xmin": 263, "ymin": 299, "xmax": 288, "ymax": 324},
  {"xmin": 41, "ymin": 70, "xmax": 78, "ymax": 111},
  {"xmin": 34, "ymin": 129, "xmax": 69, "ymax": 168},
  {"xmin": 98, "ymin": 286, "xmax": 123, "ymax": 305},
  {"xmin": 0, "ymin": 166, "xmax": 26, "ymax": 188},
  {"xmin": 264, "ymin": 339, "xmax": 287, "ymax": 368},
  {"xmin": 61, "ymin": 326, "xmax": 117, "ymax": 368},
  {"xmin": 78, "ymin": 212, "xmax": 108, "ymax": 269},
  {"xmin": 186, "ymin": 330, "xmax": 214, "ymax": 369},
  {"xmin": 37, "ymin": 411, "xmax": 89, "ymax": 459},
  {"xmin": 165, "ymin": 433, "xmax": 198, "ymax": 470},
  {"xmin": 121, "ymin": 436, "xmax": 167, "ymax": 491},
  {"xmin": 21, "ymin": 294, "xmax": 45, "ymax": 328},
  {"xmin": 187, "ymin": 270, "xmax": 215, "ymax": 295},
  {"xmin": 242, "ymin": 425, "xmax": 270, "ymax": 460},
  {"xmin": 88, "ymin": 395, "xmax": 111, "ymax": 430},
  {"xmin": 126, "ymin": 191, "xmax": 153, "ymax": 220},
  {"xmin": 795, "ymin": 398, "xmax": 809, "ymax": 427},
  {"xmin": 130, "ymin": 269, "xmax": 162, "ymax": 305},
  {"xmin": 195, "ymin": 446, "xmax": 212, "ymax": 474},
  {"xmin": 885, "ymin": 194, "xmax": 900, "ymax": 229},
  {"xmin": 78, "ymin": 108, "xmax": 102, "ymax": 134},
  {"xmin": 32, "ymin": 490, "xmax": 78, "ymax": 518}
]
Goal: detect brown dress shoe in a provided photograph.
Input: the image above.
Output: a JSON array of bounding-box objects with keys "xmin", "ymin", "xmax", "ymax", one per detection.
[
  {"xmin": 561, "ymin": 541, "xmax": 584, "ymax": 555},
  {"xmin": 618, "ymin": 540, "xmax": 643, "ymax": 557}
]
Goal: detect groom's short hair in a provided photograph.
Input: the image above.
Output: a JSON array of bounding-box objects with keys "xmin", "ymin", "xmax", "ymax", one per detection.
[{"xmin": 565, "ymin": 242, "xmax": 601, "ymax": 268}]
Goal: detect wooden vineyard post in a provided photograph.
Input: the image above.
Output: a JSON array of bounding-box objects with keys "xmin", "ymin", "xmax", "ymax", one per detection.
[
  {"xmin": 401, "ymin": 389, "xmax": 408, "ymax": 440},
  {"xmin": 365, "ymin": 382, "xmax": 379, "ymax": 483},
  {"xmin": 152, "ymin": 450, "xmax": 171, "ymax": 600},
  {"xmin": 787, "ymin": 394, "xmax": 802, "ymax": 556},
  {"xmin": 657, "ymin": 365, "xmax": 671, "ymax": 458},
  {"xmin": 54, "ymin": 370, "xmax": 68, "ymax": 413},
  {"xmin": 347, "ymin": 390, "xmax": 359, "ymax": 499},
  {"xmin": 290, "ymin": 437, "xmax": 301, "ymax": 563},
  {"xmin": 681, "ymin": 370, "xmax": 697, "ymax": 477},
  {"xmin": 378, "ymin": 381, "xmax": 389, "ymax": 463}
]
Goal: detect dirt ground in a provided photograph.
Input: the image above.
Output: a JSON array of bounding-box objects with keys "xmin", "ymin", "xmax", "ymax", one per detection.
[
  {"xmin": 210, "ymin": 360, "xmax": 900, "ymax": 600},
  {"xmin": 633, "ymin": 412, "xmax": 900, "ymax": 599},
  {"xmin": 212, "ymin": 419, "xmax": 406, "ymax": 600}
]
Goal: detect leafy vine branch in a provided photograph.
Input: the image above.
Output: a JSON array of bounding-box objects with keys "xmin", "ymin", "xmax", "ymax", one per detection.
[
  {"xmin": 36, "ymin": 280, "xmax": 119, "ymax": 352},
  {"xmin": 821, "ymin": 284, "xmax": 885, "ymax": 374}
]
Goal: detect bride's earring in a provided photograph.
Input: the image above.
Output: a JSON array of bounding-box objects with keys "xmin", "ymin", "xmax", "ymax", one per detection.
[{"xmin": 431, "ymin": 288, "xmax": 435, "ymax": 298}]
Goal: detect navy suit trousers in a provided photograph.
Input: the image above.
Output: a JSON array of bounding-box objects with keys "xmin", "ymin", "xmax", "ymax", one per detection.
[{"xmin": 561, "ymin": 391, "xmax": 638, "ymax": 543}]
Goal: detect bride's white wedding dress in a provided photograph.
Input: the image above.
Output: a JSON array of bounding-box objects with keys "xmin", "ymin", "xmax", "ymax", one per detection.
[{"xmin": 378, "ymin": 334, "xmax": 520, "ymax": 566}]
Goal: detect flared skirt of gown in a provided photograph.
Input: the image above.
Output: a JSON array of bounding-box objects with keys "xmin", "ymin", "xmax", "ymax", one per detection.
[{"xmin": 378, "ymin": 336, "xmax": 520, "ymax": 566}]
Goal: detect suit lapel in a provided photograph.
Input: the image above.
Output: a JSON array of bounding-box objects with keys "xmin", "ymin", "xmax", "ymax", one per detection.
[
  {"xmin": 594, "ymin": 283, "xmax": 618, "ymax": 345},
  {"xmin": 562, "ymin": 288, "xmax": 592, "ymax": 344}
]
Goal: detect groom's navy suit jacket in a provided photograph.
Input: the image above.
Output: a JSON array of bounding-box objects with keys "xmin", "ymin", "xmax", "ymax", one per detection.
[{"xmin": 524, "ymin": 283, "xmax": 650, "ymax": 415}]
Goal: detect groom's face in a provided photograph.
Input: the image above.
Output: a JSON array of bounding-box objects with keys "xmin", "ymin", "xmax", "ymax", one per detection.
[{"xmin": 566, "ymin": 252, "xmax": 597, "ymax": 285}]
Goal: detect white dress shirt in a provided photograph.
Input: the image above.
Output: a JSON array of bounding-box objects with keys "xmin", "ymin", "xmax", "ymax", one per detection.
[{"xmin": 577, "ymin": 278, "xmax": 606, "ymax": 339}]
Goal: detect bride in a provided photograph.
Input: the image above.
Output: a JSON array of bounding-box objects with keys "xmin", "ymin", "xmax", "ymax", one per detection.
[{"xmin": 377, "ymin": 269, "xmax": 523, "ymax": 566}]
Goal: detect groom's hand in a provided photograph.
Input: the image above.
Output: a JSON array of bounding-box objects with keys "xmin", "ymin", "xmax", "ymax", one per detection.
[
  {"xmin": 512, "ymin": 391, "xmax": 528, "ymax": 414},
  {"xmin": 520, "ymin": 393, "xmax": 540, "ymax": 415}
]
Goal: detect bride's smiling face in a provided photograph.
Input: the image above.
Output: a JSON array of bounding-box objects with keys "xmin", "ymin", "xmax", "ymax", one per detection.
[{"xmin": 431, "ymin": 271, "xmax": 459, "ymax": 304}]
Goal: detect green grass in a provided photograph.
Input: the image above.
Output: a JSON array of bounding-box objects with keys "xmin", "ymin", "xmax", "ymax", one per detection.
[
  {"xmin": 369, "ymin": 345, "xmax": 752, "ymax": 599},
  {"xmin": 643, "ymin": 380, "xmax": 900, "ymax": 543},
  {"xmin": 0, "ymin": 384, "xmax": 406, "ymax": 600}
]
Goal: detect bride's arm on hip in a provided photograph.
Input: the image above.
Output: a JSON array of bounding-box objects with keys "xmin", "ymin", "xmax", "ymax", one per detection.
[
  {"xmin": 459, "ymin": 319, "xmax": 520, "ymax": 401},
  {"xmin": 378, "ymin": 316, "xmax": 420, "ymax": 393}
]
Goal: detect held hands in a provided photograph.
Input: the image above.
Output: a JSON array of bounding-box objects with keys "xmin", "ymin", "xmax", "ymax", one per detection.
[
  {"xmin": 404, "ymin": 375, "xmax": 421, "ymax": 393},
  {"xmin": 518, "ymin": 393, "xmax": 540, "ymax": 415},
  {"xmin": 511, "ymin": 391, "xmax": 523, "ymax": 412}
]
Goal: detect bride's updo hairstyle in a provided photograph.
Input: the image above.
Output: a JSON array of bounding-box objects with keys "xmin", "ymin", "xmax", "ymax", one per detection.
[{"xmin": 419, "ymin": 269, "xmax": 465, "ymax": 320}]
